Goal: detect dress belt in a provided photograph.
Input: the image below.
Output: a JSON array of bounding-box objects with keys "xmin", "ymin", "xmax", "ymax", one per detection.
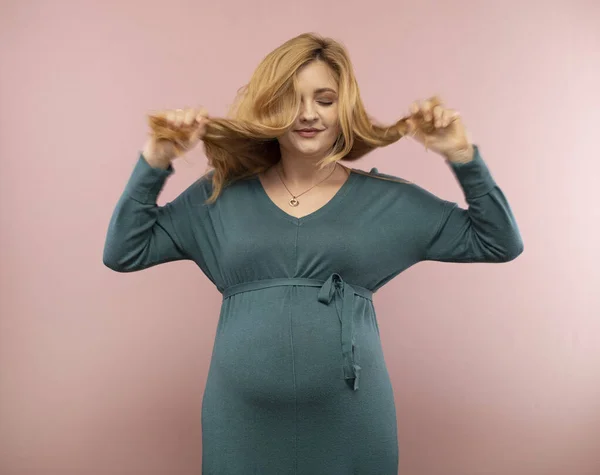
[{"xmin": 222, "ymin": 273, "xmax": 373, "ymax": 391}]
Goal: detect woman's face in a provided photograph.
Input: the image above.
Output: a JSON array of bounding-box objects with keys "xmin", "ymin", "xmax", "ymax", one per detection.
[{"xmin": 278, "ymin": 60, "xmax": 341, "ymax": 159}]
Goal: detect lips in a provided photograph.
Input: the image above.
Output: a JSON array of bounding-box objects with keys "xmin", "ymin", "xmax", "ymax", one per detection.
[{"xmin": 295, "ymin": 128, "xmax": 322, "ymax": 137}]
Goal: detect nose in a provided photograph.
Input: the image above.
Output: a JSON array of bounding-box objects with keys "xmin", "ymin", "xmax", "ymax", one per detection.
[{"xmin": 299, "ymin": 101, "xmax": 317, "ymax": 122}]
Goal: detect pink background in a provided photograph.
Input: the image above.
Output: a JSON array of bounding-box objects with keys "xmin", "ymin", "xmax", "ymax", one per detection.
[{"xmin": 1, "ymin": 1, "xmax": 599, "ymax": 474}]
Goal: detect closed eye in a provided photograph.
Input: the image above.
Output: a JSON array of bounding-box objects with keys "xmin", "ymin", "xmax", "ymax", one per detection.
[{"xmin": 318, "ymin": 101, "xmax": 334, "ymax": 106}]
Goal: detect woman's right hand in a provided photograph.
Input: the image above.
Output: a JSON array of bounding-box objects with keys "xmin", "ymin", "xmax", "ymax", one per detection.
[{"xmin": 143, "ymin": 107, "xmax": 210, "ymax": 169}]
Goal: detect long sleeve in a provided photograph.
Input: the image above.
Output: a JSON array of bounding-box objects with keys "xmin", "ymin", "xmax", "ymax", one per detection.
[
  {"xmin": 103, "ymin": 154, "xmax": 194, "ymax": 272},
  {"xmin": 423, "ymin": 145, "xmax": 524, "ymax": 263}
]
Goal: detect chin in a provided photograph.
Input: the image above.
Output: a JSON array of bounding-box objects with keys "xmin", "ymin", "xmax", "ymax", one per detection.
[
  {"xmin": 279, "ymin": 135, "xmax": 335, "ymax": 158},
  {"xmin": 299, "ymin": 148, "xmax": 328, "ymax": 158},
  {"xmin": 292, "ymin": 140, "xmax": 331, "ymax": 156}
]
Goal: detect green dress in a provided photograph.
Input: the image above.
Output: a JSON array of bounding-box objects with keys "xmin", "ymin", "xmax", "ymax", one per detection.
[{"xmin": 103, "ymin": 145, "xmax": 523, "ymax": 474}]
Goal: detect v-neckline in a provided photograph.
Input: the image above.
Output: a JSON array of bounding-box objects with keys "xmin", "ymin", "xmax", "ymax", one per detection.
[{"xmin": 252, "ymin": 167, "xmax": 358, "ymax": 224}]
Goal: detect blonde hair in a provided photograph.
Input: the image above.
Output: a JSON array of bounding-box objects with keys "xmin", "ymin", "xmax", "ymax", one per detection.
[{"xmin": 149, "ymin": 32, "xmax": 437, "ymax": 203}]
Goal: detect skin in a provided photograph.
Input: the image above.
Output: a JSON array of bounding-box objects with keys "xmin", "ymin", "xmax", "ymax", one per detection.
[
  {"xmin": 256, "ymin": 60, "xmax": 351, "ymax": 217},
  {"xmin": 274, "ymin": 60, "xmax": 345, "ymax": 186}
]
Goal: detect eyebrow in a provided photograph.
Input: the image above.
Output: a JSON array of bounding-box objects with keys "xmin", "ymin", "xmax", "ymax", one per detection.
[{"xmin": 314, "ymin": 88, "xmax": 337, "ymax": 94}]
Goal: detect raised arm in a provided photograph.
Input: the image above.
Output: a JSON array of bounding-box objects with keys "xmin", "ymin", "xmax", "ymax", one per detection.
[
  {"xmin": 103, "ymin": 107, "xmax": 210, "ymax": 272},
  {"xmin": 404, "ymin": 97, "xmax": 523, "ymax": 263},
  {"xmin": 424, "ymin": 146, "xmax": 523, "ymax": 263},
  {"xmin": 103, "ymin": 155, "xmax": 191, "ymax": 271}
]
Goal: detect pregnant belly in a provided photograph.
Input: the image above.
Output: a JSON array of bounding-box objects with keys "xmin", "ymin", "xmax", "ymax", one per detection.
[{"xmin": 208, "ymin": 287, "xmax": 351, "ymax": 404}]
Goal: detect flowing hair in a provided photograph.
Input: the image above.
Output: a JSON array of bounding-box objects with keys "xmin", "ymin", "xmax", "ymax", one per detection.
[{"xmin": 148, "ymin": 32, "xmax": 436, "ymax": 203}]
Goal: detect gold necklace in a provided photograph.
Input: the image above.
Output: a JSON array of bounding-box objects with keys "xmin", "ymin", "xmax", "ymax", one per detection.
[{"xmin": 275, "ymin": 162, "xmax": 338, "ymax": 207}]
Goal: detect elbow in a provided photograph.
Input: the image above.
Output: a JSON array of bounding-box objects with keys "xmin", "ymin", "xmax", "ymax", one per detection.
[
  {"xmin": 499, "ymin": 232, "xmax": 524, "ymax": 262},
  {"xmin": 501, "ymin": 243, "xmax": 523, "ymax": 262},
  {"xmin": 103, "ymin": 252, "xmax": 125, "ymax": 272},
  {"xmin": 102, "ymin": 245, "xmax": 131, "ymax": 273},
  {"xmin": 103, "ymin": 242, "xmax": 151, "ymax": 273},
  {"xmin": 103, "ymin": 259, "xmax": 123, "ymax": 272}
]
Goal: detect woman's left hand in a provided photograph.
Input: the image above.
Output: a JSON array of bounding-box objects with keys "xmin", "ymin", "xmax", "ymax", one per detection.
[{"xmin": 406, "ymin": 97, "xmax": 474, "ymax": 163}]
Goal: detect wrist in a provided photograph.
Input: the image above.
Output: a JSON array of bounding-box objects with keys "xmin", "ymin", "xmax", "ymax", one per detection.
[
  {"xmin": 142, "ymin": 153, "xmax": 171, "ymax": 170},
  {"xmin": 444, "ymin": 143, "xmax": 474, "ymax": 164},
  {"xmin": 142, "ymin": 141, "xmax": 173, "ymax": 170}
]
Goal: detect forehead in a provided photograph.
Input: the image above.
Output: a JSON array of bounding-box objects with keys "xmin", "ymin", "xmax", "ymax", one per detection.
[{"xmin": 295, "ymin": 60, "xmax": 338, "ymax": 92}]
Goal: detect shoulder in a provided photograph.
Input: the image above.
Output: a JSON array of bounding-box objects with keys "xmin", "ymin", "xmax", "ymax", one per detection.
[
  {"xmin": 350, "ymin": 166, "xmax": 424, "ymax": 200},
  {"xmin": 350, "ymin": 166, "xmax": 412, "ymax": 185},
  {"xmin": 171, "ymin": 168, "xmax": 216, "ymax": 207},
  {"xmin": 350, "ymin": 166, "xmax": 451, "ymax": 212},
  {"xmin": 189, "ymin": 168, "xmax": 215, "ymax": 193}
]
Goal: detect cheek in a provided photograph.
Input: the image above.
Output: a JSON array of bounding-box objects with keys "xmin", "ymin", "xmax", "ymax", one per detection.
[
  {"xmin": 325, "ymin": 117, "xmax": 341, "ymax": 144},
  {"xmin": 326, "ymin": 109, "xmax": 340, "ymax": 134},
  {"xmin": 278, "ymin": 131, "xmax": 294, "ymax": 148},
  {"xmin": 323, "ymin": 128, "xmax": 339, "ymax": 146}
]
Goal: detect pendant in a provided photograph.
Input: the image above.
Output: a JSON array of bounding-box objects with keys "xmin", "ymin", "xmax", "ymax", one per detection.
[{"xmin": 289, "ymin": 197, "xmax": 299, "ymax": 207}]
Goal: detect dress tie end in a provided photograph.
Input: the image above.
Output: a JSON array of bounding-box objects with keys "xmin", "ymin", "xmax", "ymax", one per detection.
[{"xmin": 345, "ymin": 363, "xmax": 361, "ymax": 391}]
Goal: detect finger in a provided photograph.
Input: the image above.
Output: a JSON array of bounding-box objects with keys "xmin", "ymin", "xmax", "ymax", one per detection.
[
  {"xmin": 429, "ymin": 95, "xmax": 443, "ymax": 108},
  {"xmin": 410, "ymin": 102, "xmax": 419, "ymax": 116},
  {"xmin": 439, "ymin": 109, "xmax": 448, "ymax": 128},
  {"xmin": 193, "ymin": 118, "xmax": 209, "ymax": 139},
  {"xmin": 173, "ymin": 109, "xmax": 185, "ymax": 127},
  {"xmin": 433, "ymin": 105, "xmax": 443, "ymax": 128},
  {"xmin": 445, "ymin": 110, "xmax": 460, "ymax": 127},
  {"xmin": 151, "ymin": 109, "xmax": 167, "ymax": 120},
  {"xmin": 189, "ymin": 126, "xmax": 203, "ymax": 143},
  {"xmin": 166, "ymin": 110, "xmax": 176, "ymax": 124},
  {"xmin": 406, "ymin": 118, "xmax": 416, "ymax": 136},
  {"xmin": 195, "ymin": 108, "xmax": 209, "ymax": 123},
  {"xmin": 183, "ymin": 108, "xmax": 196, "ymax": 126},
  {"xmin": 421, "ymin": 100, "xmax": 432, "ymax": 122}
]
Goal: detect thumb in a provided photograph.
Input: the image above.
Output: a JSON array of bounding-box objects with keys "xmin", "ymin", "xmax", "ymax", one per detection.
[
  {"xmin": 406, "ymin": 118, "xmax": 416, "ymax": 136},
  {"xmin": 406, "ymin": 118, "xmax": 422, "ymax": 140},
  {"xmin": 188, "ymin": 117, "xmax": 209, "ymax": 143}
]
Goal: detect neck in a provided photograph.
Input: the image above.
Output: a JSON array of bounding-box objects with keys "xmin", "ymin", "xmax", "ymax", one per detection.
[{"xmin": 277, "ymin": 149, "xmax": 337, "ymax": 186}]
